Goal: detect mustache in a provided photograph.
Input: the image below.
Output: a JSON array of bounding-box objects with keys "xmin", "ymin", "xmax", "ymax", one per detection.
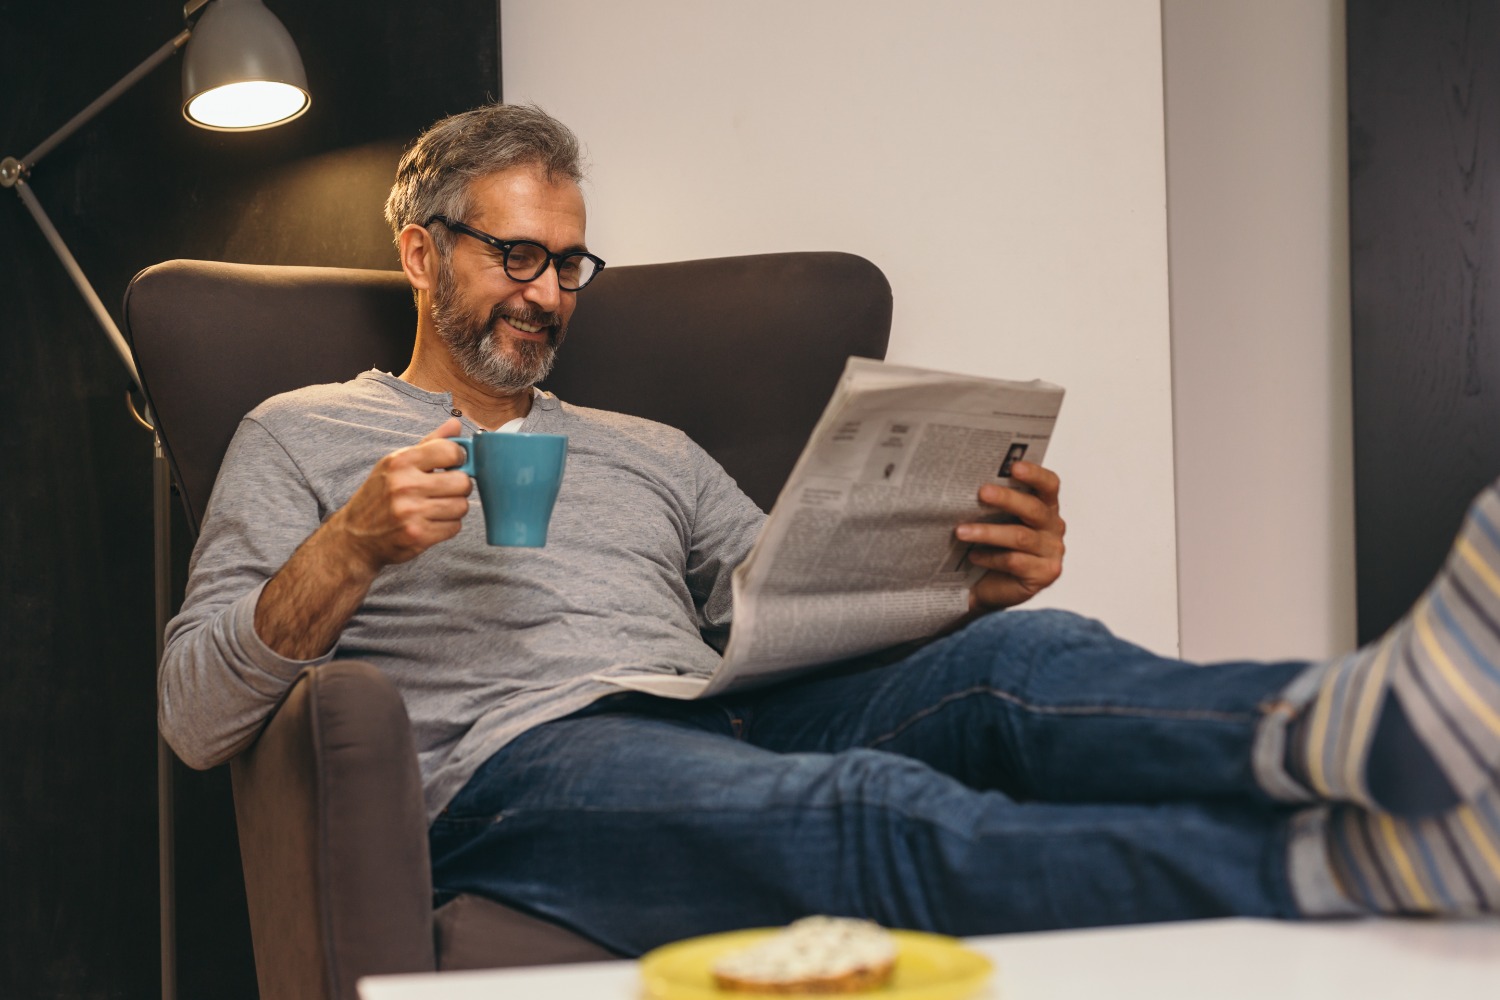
[{"xmin": 490, "ymin": 304, "xmax": 564, "ymax": 342}]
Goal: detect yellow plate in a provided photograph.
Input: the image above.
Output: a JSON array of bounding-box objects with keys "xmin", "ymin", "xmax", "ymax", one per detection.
[{"xmin": 640, "ymin": 927, "xmax": 993, "ymax": 1000}]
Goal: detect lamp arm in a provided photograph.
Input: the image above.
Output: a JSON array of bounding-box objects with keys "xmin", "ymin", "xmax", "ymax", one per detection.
[
  {"xmin": 12, "ymin": 178, "xmax": 143, "ymax": 391},
  {"xmin": 0, "ymin": 24, "xmax": 200, "ymax": 396},
  {"xmin": 21, "ymin": 29, "xmax": 192, "ymax": 169}
]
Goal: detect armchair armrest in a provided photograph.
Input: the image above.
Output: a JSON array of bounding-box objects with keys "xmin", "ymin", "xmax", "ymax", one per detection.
[{"xmin": 231, "ymin": 661, "xmax": 437, "ymax": 1000}]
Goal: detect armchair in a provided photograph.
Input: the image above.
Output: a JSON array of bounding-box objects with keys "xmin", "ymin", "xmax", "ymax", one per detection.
[{"xmin": 123, "ymin": 252, "xmax": 892, "ymax": 999}]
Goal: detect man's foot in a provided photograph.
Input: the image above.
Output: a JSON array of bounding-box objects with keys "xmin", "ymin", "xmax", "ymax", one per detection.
[
  {"xmin": 1289, "ymin": 481, "xmax": 1500, "ymax": 815},
  {"xmin": 1325, "ymin": 787, "xmax": 1500, "ymax": 914}
]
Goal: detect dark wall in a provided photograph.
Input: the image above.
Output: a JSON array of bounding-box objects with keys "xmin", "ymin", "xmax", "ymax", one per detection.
[
  {"xmin": 1347, "ymin": 0, "xmax": 1500, "ymax": 643},
  {"xmin": 0, "ymin": 2, "xmax": 499, "ymax": 997}
]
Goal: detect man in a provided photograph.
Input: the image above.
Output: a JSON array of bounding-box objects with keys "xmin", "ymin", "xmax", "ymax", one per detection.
[{"xmin": 161, "ymin": 103, "xmax": 1500, "ymax": 956}]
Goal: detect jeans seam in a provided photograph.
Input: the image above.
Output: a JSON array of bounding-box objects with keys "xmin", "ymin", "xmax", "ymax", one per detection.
[
  {"xmin": 432, "ymin": 800, "xmax": 1250, "ymax": 868},
  {"xmin": 864, "ymin": 685, "xmax": 1258, "ymax": 750},
  {"xmin": 443, "ymin": 800, "xmax": 986, "ymax": 841}
]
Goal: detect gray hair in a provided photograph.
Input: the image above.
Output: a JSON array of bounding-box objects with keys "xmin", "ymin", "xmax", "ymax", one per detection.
[{"xmin": 383, "ymin": 103, "xmax": 584, "ymax": 251}]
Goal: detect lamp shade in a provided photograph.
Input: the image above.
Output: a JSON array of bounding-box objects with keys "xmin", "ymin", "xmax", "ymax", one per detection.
[{"xmin": 182, "ymin": 0, "xmax": 310, "ymax": 131}]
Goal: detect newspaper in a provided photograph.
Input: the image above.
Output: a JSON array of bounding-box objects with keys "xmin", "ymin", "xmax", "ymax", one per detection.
[{"xmin": 599, "ymin": 357, "xmax": 1065, "ymax": 699}]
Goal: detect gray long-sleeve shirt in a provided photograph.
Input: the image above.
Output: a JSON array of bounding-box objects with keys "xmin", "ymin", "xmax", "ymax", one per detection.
[{"xmin": 159, "ymin": 371, "xmax": 765, "ymax": 820}]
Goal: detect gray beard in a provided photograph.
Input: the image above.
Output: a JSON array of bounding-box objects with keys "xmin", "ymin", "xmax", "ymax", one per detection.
[{"xmin": 431, "ymin": 264, "xmax": 562, "ymax": 393}]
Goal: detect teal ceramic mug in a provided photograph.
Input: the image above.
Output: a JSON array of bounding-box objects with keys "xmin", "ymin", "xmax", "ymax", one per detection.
[{"xmin": 451, "ymin": 432, "xmax": 568, "ymax": 547}]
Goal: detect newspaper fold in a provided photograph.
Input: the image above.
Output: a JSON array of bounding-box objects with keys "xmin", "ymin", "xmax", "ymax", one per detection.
[{"xmin": 599, "ymin": 357, "xmax": 1065, "ymax": 699}]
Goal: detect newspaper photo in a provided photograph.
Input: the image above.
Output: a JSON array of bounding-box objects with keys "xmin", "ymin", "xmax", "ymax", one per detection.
[{"xmin": 599, "ymin": 357, "xmax": 1065, "ymax": 699}]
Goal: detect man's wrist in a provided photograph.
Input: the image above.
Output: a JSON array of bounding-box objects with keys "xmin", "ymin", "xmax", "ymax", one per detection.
[
  {"xmin": 251, "ymin": 514, "xmax": 383, "ymax": 661},
  {"xmin": 320, "ymin": 508, "xmax": 386, "ymax": 584}
]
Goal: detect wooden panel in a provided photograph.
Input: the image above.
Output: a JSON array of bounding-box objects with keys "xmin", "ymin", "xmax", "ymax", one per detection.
[
  {"xmin": 0, "ymin": 2, "xmax": 499, "ymax": 996},
  {"xmin": 1347, "ymin": 0, "xmax": 1500, "ymax": 642}
]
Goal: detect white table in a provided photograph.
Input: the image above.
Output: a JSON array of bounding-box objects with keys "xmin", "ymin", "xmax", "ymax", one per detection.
[{"xmin": 358, "ymin": 917, "xmax": 1500, "ymax": 1000}]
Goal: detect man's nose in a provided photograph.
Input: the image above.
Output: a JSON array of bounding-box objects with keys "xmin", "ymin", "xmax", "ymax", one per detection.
[{"xmin": 522, "ymin": 262, "xmax": 563, "ymax": 311}]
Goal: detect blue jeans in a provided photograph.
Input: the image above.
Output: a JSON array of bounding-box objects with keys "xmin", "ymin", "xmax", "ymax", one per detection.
[{"xmin": 428, "ymin": 609, "xmax": 1329, "ymax": 955}]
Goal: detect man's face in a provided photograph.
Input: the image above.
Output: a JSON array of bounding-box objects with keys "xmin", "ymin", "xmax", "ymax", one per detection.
[{"xmin": 429, "ymin": 166, "xmax": 588, "ymax": 393}]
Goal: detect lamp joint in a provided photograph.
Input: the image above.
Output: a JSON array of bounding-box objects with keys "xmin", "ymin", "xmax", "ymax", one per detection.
[{"xmin": 0, "ymin": 156, "xmax": 28, "ymax": 189}]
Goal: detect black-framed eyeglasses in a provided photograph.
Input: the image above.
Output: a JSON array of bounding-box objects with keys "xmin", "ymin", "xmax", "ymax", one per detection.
[{"xmin": 425, "ymin": 215, "xmax": 606, "ymax": 291}]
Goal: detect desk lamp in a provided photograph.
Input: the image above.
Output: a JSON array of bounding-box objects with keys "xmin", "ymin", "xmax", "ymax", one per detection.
[
  {"xmin": 1, "ymin": 3, "xmax": 309, "ymax": 997},
  {"xmin": 3, "ymin": 0, "xmax": 309, "ymax": 387}
]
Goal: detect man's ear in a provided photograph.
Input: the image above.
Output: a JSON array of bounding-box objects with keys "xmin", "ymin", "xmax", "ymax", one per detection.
[{"xmin": 399, "ymin": 223, "xmax": 439, "ymax": 292}]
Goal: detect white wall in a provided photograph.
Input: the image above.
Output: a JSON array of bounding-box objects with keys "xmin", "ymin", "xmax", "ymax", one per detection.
[
  {"xmin": 503, "ymin": 0, "xmax": 1182, "ymax": 654},
  {"xmin": 1162, "ymin": 0, "xmax": 1357, "ymax": 662}
]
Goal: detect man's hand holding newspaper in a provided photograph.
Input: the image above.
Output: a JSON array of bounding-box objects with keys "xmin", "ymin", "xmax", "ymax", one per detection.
[
  {"xmin": 960, "ymin": 460, "xmax": 1065, "ymax": 615},
  {"xmin": 599, "ymin": 357, "xmax": 1066, "ymax": 700}
]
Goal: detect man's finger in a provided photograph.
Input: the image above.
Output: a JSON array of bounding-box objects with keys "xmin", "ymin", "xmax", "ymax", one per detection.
[
  {"xmin": 388, "ymin": 418, "xmax": 467, "ymax": 471},
  {"xmin": 416, "ymin": 470, "xmax": 474, "ymax": 498},
  {"xmin": 420, "ymin": 496, "xmax": 472, "ymax": 522},
  {"xmin": 972, "ymin": 485, "xmax": 1058, "ymax": 531},
  {"xmin": 956, "ymin": 522, "xmax": 1062, "ymax": 558},
  {"xmin": 969, "ymin": 558, "xmax": 1062, "ymax": 610},
  {"xmin": 1008, "ymin": 461, "xmax": 1061, "ymax": 507},
  {"xmin": 420, "ymin": 416, "xmax": 464, "ymax": 442},
  {"xmin": 968, "ymin": 548, "xmax": 1062, "ymax": 581},
  {"xmin": 402, "ymin": 434, "xmax": 470, "ymax": 473}
]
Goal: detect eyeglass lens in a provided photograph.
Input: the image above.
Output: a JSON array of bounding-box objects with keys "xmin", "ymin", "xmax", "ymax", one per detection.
[{"xmin": 504, "ymin": 242, "xmax": 599, "ymax": 290}]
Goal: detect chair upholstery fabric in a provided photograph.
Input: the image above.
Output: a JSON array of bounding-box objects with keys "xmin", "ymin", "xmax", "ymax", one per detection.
[
  {"xmin": 433, "ymin": 894, "xmax": 621, "ymax": 971},
  {"xmin": 123, "ymin": 253, "xmax": 891, "ymax": 999},
  {"xmin": 126, "ymin": 263, "xmax": 417, "ymax": 533},
  {"xmin": 231, "ymin": 662, "xmax": 443, "ymax": 998}
]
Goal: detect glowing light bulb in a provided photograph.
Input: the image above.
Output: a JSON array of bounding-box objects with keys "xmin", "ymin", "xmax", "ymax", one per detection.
[{"xmin": 185, "ymin": 80, "xmax": 309, "ymax": 130}]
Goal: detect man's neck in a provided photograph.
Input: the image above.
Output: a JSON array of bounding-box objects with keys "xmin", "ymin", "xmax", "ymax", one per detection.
[{"xmin": 398, "ymin": 354, "xmax": 535, "ymax": 430}]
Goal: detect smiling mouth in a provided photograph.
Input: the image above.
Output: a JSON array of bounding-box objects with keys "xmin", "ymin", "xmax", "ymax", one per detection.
[
  {"xmin": 504, "ymin": 317, "xmax": 548, "ymax": 340},
  {"xmin": 491, "ymin": 308, "xmax": 554, "ymax": 343}
]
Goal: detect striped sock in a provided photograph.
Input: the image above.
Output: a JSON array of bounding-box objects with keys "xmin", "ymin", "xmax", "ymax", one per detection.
[
  {"xmin": 1325, "ymin": 787, "xmax": 1500, "ymax": 915},
  {"xmin": 1289, "ymin": 481, "xmax": 1500, "ymax": 815}
]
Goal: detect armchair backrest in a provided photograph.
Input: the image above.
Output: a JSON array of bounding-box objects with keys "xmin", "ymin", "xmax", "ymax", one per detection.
[
  {"xmin": 122, "ymin": 252, "xmax": 893, "ymax": 533},
  {"xmin": 121, "ymin": 251, "xmax": 892, "ymax": 997}
]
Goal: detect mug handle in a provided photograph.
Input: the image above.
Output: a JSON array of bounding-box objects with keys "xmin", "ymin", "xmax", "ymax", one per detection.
[{"xmin": 449, "ymin": 435, "xmax": 476, "ymax": 476}]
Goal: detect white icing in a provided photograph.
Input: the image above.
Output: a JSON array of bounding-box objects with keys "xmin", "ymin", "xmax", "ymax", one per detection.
[{"xmin": 713, "ymin": 916, "xmax": 897, "ymax": 983}]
